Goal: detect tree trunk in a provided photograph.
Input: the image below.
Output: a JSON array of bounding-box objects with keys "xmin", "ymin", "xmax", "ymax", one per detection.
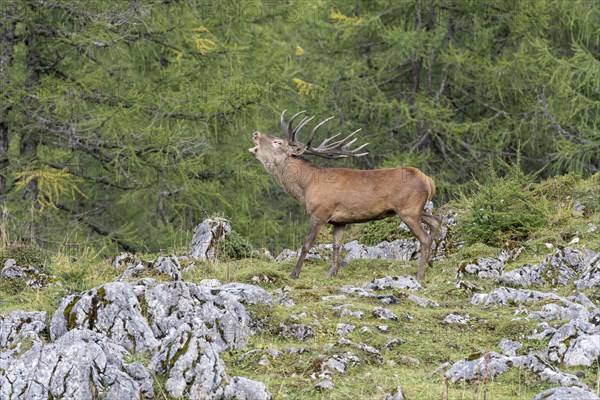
[
  {"xmin": 20, "ymin": 21, "xmax": 42, "ymax": 202},
  {"xmin": 410, "ymin": 0, "xmax": 424, "ymax": 98},
  {"xmin": 0, "ymin": 0, "xmax": 18, "ymax": 192}
]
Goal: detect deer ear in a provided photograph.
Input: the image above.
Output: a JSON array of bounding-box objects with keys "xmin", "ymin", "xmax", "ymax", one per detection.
[{"xmin": 288, "ymin": 144, "xmax": 307, "ymax": 156}]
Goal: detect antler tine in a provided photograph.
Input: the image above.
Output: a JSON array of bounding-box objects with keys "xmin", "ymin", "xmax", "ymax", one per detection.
[
  {"xmin": 304, "ymin": 126, "xmax": 369, "ymax": 159},
  {"xmin": 285, "ymin": 110, "xmax": 306, "ymax": 141},
  {"xmin": 319, "ymin": 128, "xmax": 361, "ymax": 149},
  {"xmin": 291, "ymin": 115, "xmax": 315, "ymax": 143},
  {"xmin": 280, "ymin": 109, "xmax": 288, "ymax": 137},
  {"xmin": 280, "ymin": 110, "xmax": 369, "ymax": 159},
  {"xmin": 305, "ymin": 116, "xmax": 334, "ymax": 148}
]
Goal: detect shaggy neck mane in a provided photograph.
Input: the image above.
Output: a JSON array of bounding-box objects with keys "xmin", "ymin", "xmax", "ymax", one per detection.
[{"xmin": 271, "ymin": 156, "xmax": 320, "ymax": 206}]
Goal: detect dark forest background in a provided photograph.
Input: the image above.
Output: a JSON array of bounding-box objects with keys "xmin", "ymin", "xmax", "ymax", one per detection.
[{"xmin": 1, "ymin": 0, "xmax": 598, "ymax": 255}]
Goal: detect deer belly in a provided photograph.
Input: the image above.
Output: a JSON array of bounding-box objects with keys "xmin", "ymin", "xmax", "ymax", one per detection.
[{"xmin": 329, "ymin": 206, "xmax": 395, "ymax": 224}]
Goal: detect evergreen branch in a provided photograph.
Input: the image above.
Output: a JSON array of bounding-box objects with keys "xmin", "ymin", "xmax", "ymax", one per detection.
[
  {"xmin": 52, "ymin": 199, "xmax": 138, "ymax": 252},
  {"xmin": 44, "ymin": 162, "xmax": 140, "ymax": 191},
  {"xmin": 454, "ymin": 85, "xmax": 508, "ymax": 117},
  {"xmin": 539, "ymin": 94, "xmax": 589, "ymax": 144},
  {"xmin": 30, "ymin": 0, "xmax": 141, "ymax": 27},
  {"xmin": 150, "ymin": 108, "xmax": 206, "ymax": 122}
]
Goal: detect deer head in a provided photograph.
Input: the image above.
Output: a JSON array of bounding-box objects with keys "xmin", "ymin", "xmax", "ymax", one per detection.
[{"xmin": 249, "ymin": 110, "xmax": 369, "ymax": 172}]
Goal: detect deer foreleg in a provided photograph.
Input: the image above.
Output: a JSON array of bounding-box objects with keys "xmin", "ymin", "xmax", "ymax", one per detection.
[
  {"xmin": 327, "ymin": 223, "xmax": 346, "ymax": 278},
  {"xmin": 290, "ymin": 217, "xmax": 326, "ymax": 279}
]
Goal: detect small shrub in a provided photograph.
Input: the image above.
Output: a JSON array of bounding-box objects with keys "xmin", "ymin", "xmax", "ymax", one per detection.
[
  {"xmin": 0, "ymin": 277, "xmax": 27, "ymax": 296},
  {"xmin": 0, "ymin": 244, "xmax": 49, "ymax": 272},
  {"xmin": 456, "ymin": 162, "xmax": 552, "ymax": 247},
  {"xmin": 217, "ymin": 231, "xmax": 259, "ymax": 260}
]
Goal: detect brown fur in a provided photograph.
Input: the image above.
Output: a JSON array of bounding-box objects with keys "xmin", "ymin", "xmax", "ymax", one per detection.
[{"xmin": 250, "ymin": 131, "xmax": 440, "ymax": 281}]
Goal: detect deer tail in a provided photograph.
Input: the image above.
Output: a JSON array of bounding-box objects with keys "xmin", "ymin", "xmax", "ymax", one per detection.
[{"xmin": 426, "ymin": 175, "xmax": 436, "ymax": 202}]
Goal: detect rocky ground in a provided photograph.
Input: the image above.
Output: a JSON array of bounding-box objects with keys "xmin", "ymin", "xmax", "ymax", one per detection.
[{"xmin": 1, "ymin": 217, "xmax": 599, "ymax": 399}]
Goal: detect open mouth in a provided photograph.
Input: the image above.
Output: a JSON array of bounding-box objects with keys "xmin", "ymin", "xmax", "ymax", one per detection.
[{"xmin": 249, "ymin": 131, "xmax": 260, "ymax": 155}]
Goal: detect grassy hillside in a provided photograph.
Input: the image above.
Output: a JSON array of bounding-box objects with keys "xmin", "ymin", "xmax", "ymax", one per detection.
[{"xmin": 1, "ymin": 172, "xmax": 599, "ymax": 399}]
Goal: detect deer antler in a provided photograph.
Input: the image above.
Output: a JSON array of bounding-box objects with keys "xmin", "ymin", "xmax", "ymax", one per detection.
[{"xmin": 280, "ymin": 110, "xmax": 369, "ymax": 159}]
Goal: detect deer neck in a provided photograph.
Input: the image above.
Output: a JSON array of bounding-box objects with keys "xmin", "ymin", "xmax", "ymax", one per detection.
[{"xmin": 272, "ymin": 156, "xmax": 317, "ymax": 206}]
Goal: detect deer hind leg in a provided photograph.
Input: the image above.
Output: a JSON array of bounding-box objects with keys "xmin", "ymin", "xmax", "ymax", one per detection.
[
  {"xmin": 397, "ymin": 212, "xmax": 434, "ymax": 282},
  {"xmin": 327, "ymin": 223, "xmax": 346, "ymax": 279},
  {"xmin": 421, "ymin": 213, "xmax": 442, "ymax": 267},
  {"xmin": 290, "ymin": 217, "xmax": 326, "ymax": 279}
]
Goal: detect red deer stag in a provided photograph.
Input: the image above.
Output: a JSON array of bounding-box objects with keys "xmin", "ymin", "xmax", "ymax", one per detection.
[{"xmin": 249, "ymin": 110, "xmax": 441, "ymax": 281}]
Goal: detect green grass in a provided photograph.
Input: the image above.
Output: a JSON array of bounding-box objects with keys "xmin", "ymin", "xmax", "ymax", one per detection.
[
  {"xmin": 1, "ymin": 246, "xmax": 598, "ymax": 399},
  {"xmin": 180, "ymin": 254, "xmax": 598, "ymax": 400}
]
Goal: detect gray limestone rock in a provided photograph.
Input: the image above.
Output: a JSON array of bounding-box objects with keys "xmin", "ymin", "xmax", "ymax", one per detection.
[
  {"xmin": 337, "ymin": 337, "xmax": 383, "ymax": 363},
  {"xmin": 443, "ymin": 313, "xmax": 470, "ymax": 325},
  {"xmin": 496, "ymin": 264, "xmax": 546, "ymax": 287},
  {"xmin": 574, "ymin": 255, "xmax": 600, "ymax": 290},
  {"xmin": 547, "ymin": 318, "xmax": 600, "ymax": 367},
  {"xmin": 528, "ymin": 302, "xmax": 591, "ymax": 322},
  {"xmin": 321, "ymin": 352, "xmax": 360, "ymax": 374},
  {"xmin": 211, "ymin": 282, "xmax": 273, "ymax": 306},
  {"xmin": 189, "ymin": 217, "xmax": 232, "ymax": 261},
  {"xmin": 224, "ymin": 376, "xmax": 272, "ymax": 400},
  {"xmin": 112, "ymin": 252, "xmax": 139, "ymax": 268},
  {"xmin": 336, "ymin": 323, "xmax": 356, "ymax": 336},
  {"xmin": 51, "ymin": 280, "xmax": 267, "ymax": 355},
  {"xmin": 445, "ymin": 351, "xmax": 588, "ymax": 389},
  {"xmin": 343, "ymin": 239, "xmax": 420, "ymax": 263},
  {"xmin": 531, "ymin": 386, "xmax": 599, "ymax": 400},
  {"xmin": 115, "ymin": 255, "xmax": 182, "ymax": 281},
  {"xmin": 1, "ymin": 259, "xmax": 25, "ymax": 279},
  {"xmin": 373, "ymin": 307, "xmax": 399, "ymax": 321},
  {"xmin": 149, "ymin": 325, "xmax": 270, "ymax": 400},
  {"xmin": 274, "ymin": 248, "xmax": 297, "ymax": 262},
  {"xmin": 279, "ymin": 323, "xmax": 315, "ymax": 340},
  {"xmin": 10, "ymin": 278, "xmax": 272, "ymax": 400},
  {"xmin": 145, "ymin": 281, "xmax": 254, "ymax": 352},
  {"xmin": 333, "ymin": 304, "xmax": 364, "ymax": 319},
  {"xmin": 339, "ymin": 285, "xmax": 376, "ymax": 298},
  {"xmin": 0, "ymin": 329, "xmax": 153, "ymax": 400},
  {"xmin": 364, "ymin": 276, "xmax": 422, "ymax": 291},
  {"xmin": 315, "ymin": 380, "xmax": 335, "ymax": 391},
  {"xmin": 498, "ymin": 338, "xmax": 522, "ymax": 357},
  {"xmin": 50, "ymin": 281, "xmax": 159, "ymax": 353},
  {"xmin": 498, "ymin": 247, "xmax": 596, "ymax": 287},
  {"xmin": 152, "ymin": 255, "xmax": 183, "ymax": 280},
  {"xmin": 381, "ymin": 386, "xmax": 405, "ymax": 400},
  {"xmin": 470, "ymin": 287, "xmax": 566, "ymax": 306},
  {"xmin": 383, "ymin": 338, "xmax": 406, "ymax": 350},
  {"xmin": 445, "ymin": 351, "xmax": 512, "ymax": 383},
  {"xmin": 1, "ymin": 259, "xmax": 53, "ymax": 288},
  {"xmin": 0, "ymin": 310, "xmax": 47, "ymax": 349},
  {"xmin": 403, "ymin": 293, "xmax": 439, "ymax": 307},
  {"xmin": 457, "ymin": 257, "xmax": 504, "ymax": 279}
]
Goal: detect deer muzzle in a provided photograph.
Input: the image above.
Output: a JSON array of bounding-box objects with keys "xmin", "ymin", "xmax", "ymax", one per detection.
[{"xmin": 249, "ymin": 131, "xmax": 261, "ymax": 154}]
